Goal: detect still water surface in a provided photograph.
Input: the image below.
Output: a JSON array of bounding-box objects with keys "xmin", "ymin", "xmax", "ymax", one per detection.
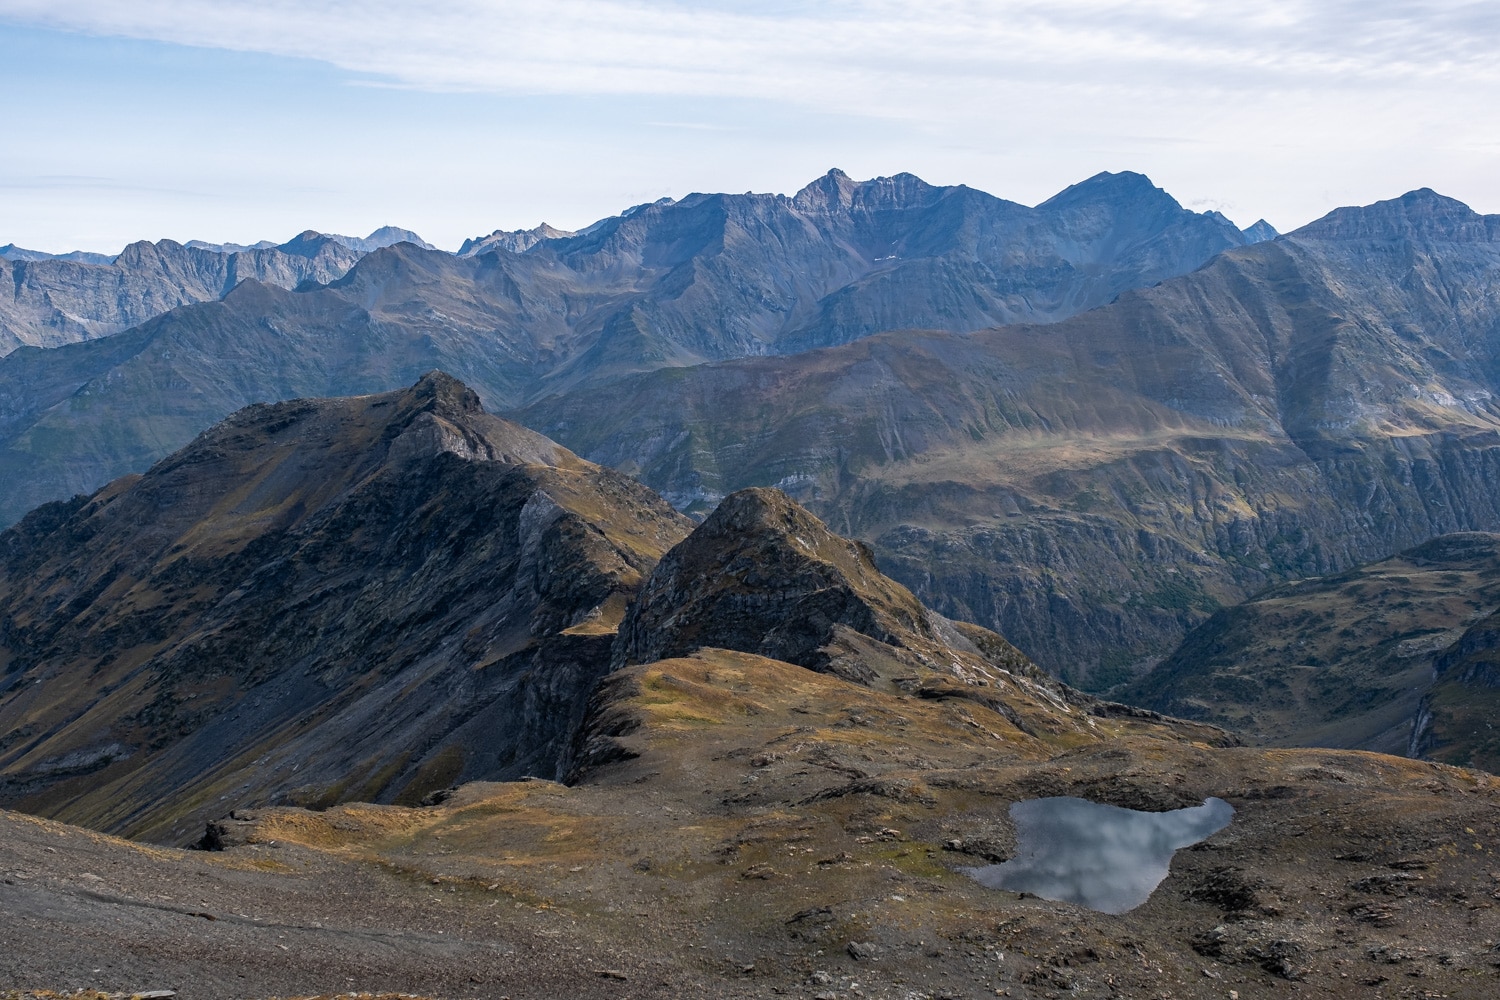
[{"xmin": 963, "ymin": 796, "xmax": 1234, "ymax": 914}]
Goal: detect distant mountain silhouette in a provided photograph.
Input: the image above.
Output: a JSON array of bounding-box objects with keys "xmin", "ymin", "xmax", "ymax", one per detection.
[{"xmin": 0, "ymin": 169, "xmax": 1254, "ymax": 526}]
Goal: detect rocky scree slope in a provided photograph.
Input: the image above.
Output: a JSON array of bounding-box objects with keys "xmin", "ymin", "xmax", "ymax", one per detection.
[
  {"xmin": 0, "ymin": 169, "xmax": 1256, "ymax": 527},
  {"xmin": 0, "ymin": 372, "xmax": 691, "ymax": 843},
  {"xmin": 1119, "ymin": 532, "xmax": 1500, "ymax": 769},
  {"xmin": 12, "ymin": 668, "xmax": 1499, "ymax": 998},
  {"xmin": 518, "ymin": 188, "xmax": 1500, "ymax": 687}
]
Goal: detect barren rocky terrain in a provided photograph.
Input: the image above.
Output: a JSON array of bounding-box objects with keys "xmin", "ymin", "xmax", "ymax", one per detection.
[
  {"xmin": 0, "ymin": 169, "xmax": 1254, "ymax": 528},
  {"xmin": 6, "ymin": 659, "xmax": 1500, "ymax": 998}
]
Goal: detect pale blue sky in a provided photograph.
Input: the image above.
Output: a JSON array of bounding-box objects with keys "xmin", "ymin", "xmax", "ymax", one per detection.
[{"xmin": 4, "ymin": 1, "xmax": 1497, "ymax": 254}]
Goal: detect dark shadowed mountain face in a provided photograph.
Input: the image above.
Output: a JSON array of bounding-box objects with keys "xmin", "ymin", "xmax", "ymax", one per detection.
[
  {"xmin": 516, "ymin": 189, "xmax": 1500, "ymax": 686},
  {"xmin": 0, "ymin": 234, "xmax": 364, "ymax": 355},
  {"xmin": 1118, "ymin": 532, "xmax": 1500, "ymax": 769},
  {"xmin": 0, "ymin": 169, "xmax": 1251, "ymax": 527},
  {"xmin": 0, "ymin": 372, "xmax": 692, "ymax": 843}
]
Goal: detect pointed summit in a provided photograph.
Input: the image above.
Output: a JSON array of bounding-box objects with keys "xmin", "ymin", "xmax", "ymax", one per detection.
[
  {"xmin": 614, "ymin": 487, "xmax": 931, "ymax": 677},
  {"xmin": 792, "ymin": 167, "xmax": 857, "ymax": 213},
  {"xmin": 612, "ymin": 487, "xmax": 1045, "ymax": 686},
  {"xmin": 326, "ymin": 226, "xmax": 434, "ymax": 253},
  {"xmin": 276, "ymin": 230, "xmax": 339, "ymax": 258},
  {"xmin": 1241, "ymin": 219, "xmax": 1279, "ymax": 243}
]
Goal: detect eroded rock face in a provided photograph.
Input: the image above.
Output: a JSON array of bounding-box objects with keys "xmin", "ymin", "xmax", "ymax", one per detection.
[
  {"xmin": 613, "ymin": 487, "xmax": 938, "ymax": 680},
  {"xmin": 0, "ymin": 372, "xmax": 691, "ymax": 843},
  {"xmin": 521, "ymin": 189, "xmax": 1500, "ymax": 686}
]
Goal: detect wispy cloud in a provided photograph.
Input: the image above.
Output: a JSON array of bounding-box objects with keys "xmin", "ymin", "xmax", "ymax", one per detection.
[
  {"xmin": 1, "ymin": 1, "xmax": 1494, "ymax": 118},
  {"xmin": 2, "ymin": 1, "xmax": 1497, "ymax": 251}
]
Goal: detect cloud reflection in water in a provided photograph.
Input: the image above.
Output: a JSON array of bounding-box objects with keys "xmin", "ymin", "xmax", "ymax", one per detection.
[{"xmin": 963, "ymin": 796, "xmax": 1234, "ymax": 915}]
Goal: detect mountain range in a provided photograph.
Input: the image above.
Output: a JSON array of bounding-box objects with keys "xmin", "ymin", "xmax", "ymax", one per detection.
[
  {"xmin": 516, "ymin": 188, "xmax": 1500, "ymax": 685},
  {"xmin": 0, "ymin": 373, "xmax": 1204, "ymax": 844},
  {"xmin": 0, "ymin": 169, "xmax": 1264, "ymax": 532},
  {"xmin": 4, "ymin": 172, "xmax": 1497, "ymax": 691},
  {"xmin": 0, "ymin": 226, "xmax": 432, "ymax": 355}
]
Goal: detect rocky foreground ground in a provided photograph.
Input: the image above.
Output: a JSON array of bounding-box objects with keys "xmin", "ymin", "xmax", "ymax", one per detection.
[{"xmin": 6, "ymin": 648, "xmax": 1500, "ymax": 999}]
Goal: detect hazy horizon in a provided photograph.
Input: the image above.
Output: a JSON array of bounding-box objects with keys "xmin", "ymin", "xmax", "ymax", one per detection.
[{"xmin": 3, "ymin": 1, "xmax": 1496, "ymax": 254}]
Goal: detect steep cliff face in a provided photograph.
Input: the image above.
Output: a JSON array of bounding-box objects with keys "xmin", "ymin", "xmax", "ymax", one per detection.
[
  {"xmin": 0, "ymin": 235, "xmax": 364, "ymax": 355},
  {"xmin": 0, "ymin": 169, "xmax": 1250, "ymax": 527},
  {"xmin": 518, "ymin": 189, "xmax": 1500, "ymax": 686},
  {"xmin": 0, "ymin": 373, "xmax": 691, "ymax": 842}
]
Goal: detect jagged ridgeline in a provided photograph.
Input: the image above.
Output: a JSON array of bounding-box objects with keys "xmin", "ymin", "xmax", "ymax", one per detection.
[
  {"xmin": 0, "ymin": 375, "xmax": 1220, "ymax": 844},
  {"xmin": 0, "ymin": 228, "xmax": 434, "ymax": 354},
  {"xmin": 8, "ymin": 176, "xmax": 1500, "ymax": 694},
  {"xmin": 0, "ymin": 373, "xmax": 693, "ymax": 842},
  {"xmin": 0, "ymin": 169, "xmax": 1257, "ymax": 528}
]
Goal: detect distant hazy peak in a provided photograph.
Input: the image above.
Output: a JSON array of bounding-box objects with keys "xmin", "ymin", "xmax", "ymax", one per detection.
[
  {"xmin": 1241, "ymin": 219, "xmax": 1279, "ymax": 243},
  {"xmin": 184, "ymin": 239, "xmax": 279, "ymax": 253},
  {"xmin": 458, "ymin": 222, "xmax": 576, "ymax": 257},
  {"xmin": 273, "ymin": 230, "xmax": 343, "ymax": 258},
  {"xmin": 0, "ymin": 243, "xmax": 116, "ymax": 265},
  {"xmin": 112, "ymin": 239, "xmax": 183, "ymax": 265},
  {"xmin": 325, "ymin": 226, "xmax": 435, "ymax": 253},
  {"xmin": 1294, "ymin": 188, "xmax": 1499, "ymax": 243},
  {"xmin": 791, "ymin": 167, "xmax": 858, "ymax": 213},
  {"xmin": 1037, "ymin": 170, "xmax": 1175, "ymax": 211}
]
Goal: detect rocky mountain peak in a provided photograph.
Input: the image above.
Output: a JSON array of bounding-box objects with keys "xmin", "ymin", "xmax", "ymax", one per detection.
[
  {"xmin": 1241, "ymin": 219, "xmax": 1279, "ymax": 243},
  {"xmin": 382, "ymin": 371, "xmax": 578, "ymax": 468},
  {"xmin": 613, "ymin": 487, "xmax": 972, "ymax": 682},
  {"xmin": 1293, "ymin": 188, "xmax": 1499, "ymax": 243},
  {"xmin": 112, "ymin": 239, "xmax": 174, "ymax": 266},
  {"xmin": 1038, "ymin": 170, "xmax": 1175, "ymax": 211},
  {"xmin": 791, "ymin": 167, "xmax": 858, "ymax": 213},
  {"xmin": 458, "ymin": 223, "xmax": 575, "ymax": 256},
  {"xmin": 276, "ymin": 230, "xmax": 339, "ymax": 258},
  {"xmin": 406, "ymin": 368, "xmax": 485, "ymax": 418},
  {"xmin": 0, "ymin": 377, "xmax": 690, "ymax": 839}
]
